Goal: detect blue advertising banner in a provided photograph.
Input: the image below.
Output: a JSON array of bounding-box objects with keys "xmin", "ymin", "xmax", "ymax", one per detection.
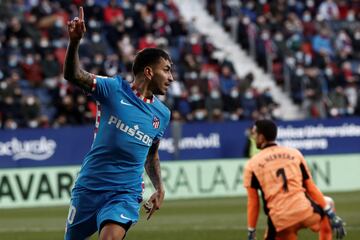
[
  {"xmin": 159, "ymin": 117, "xmax": 360, "ymax": 159},
  {"xmin": 159, "ymin": 120, "xmax": 250, "ymax": 160},
  {"xmin": 0, "ymin": 126, "xmax": 93, "ymax": 168},
  {"xmin": 0, "ymin": 118, "xmax": 360, "ymax": 168},
  {"xmin": 276, "ymin": 118, "xmax": 360, "ymax": 155}
]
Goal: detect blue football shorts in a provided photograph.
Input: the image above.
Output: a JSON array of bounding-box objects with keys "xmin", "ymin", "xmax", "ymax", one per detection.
[{"xmin": 64, "ymin": 186, "xmax": 142, "ymax": 240}]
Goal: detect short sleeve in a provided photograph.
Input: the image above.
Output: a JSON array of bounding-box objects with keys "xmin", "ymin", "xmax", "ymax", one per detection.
[{"xmin": 91, "ymin": 75, "xmax": 122, "ymax": 101}]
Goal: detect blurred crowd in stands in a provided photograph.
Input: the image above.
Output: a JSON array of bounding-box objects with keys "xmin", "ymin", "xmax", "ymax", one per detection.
[
  {"xmin": 0, "ymin": 0, "xmax": 280, "ymax": 129},
  {"xmin": 0, "ymin": 0, "xmax": 359, "ymax": 130},
  {"xmin": 207, "ymin": 0, "xmax": 360, "ymax": 119}
]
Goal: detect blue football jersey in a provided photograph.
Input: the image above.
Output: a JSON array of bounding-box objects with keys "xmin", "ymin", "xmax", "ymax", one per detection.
[{"xmin": 75, "ymin": 75, "xmax": 170, "ymax": 195}]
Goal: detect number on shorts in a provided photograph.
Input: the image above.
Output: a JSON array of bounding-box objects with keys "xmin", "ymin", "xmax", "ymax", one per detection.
[{"xmin": 276, "ymin": 168, "xmax": 289, "ymax": 192}]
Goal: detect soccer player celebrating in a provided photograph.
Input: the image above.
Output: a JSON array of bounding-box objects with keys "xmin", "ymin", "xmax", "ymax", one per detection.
[
  {"xmin": 243, "ymin": 120, "xmax": 346, "ymax": 240},
  {"xmin": 63, "ymin": 7, "xmax": 174, "ymax": 240}
]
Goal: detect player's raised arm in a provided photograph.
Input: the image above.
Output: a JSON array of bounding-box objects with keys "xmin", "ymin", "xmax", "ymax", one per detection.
[{"xmin": 63, "ymin": 6, "xmax": 94, "ymax": 92}]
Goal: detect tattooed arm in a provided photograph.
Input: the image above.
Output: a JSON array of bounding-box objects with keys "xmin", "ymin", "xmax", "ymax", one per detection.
[
  {"xmin": 63, "ymin": 42, "xmax": 94, "ymax": 92},
  {"xmin": 63, "ymin": 7, "xmax": 93, "ymax": 92},
  {"xmin": 143, "ymin": 141, "xmax": 165, "ymax": 220}
]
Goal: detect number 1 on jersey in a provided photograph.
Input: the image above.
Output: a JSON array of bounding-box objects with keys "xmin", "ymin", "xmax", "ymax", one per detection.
[{"xmin": 276, "ymin": 168, "xmax": 289, "ymax": 192}]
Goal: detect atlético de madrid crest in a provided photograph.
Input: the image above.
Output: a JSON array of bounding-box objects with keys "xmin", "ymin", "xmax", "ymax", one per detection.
[{"xmin": 152, "ymin": 116, "xmax": 160, "ymax": 129}]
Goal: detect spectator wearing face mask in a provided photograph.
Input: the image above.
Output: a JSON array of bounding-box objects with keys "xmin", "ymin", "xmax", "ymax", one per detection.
[
  {"xmin": 241, "ymin": 88, "xmax": 258, "ymax": 119},
  {"xmin": 205, "ymin": 87, "xmax": 223, "ymax": 121},
  {"xmin": 21, "ymin": 53, "xmax": 43, "ymax": 87},
  {"xmin": 326, "ymin": 86, "xmax": 349, "ymax": 117},
  {"xmin": 219, "ymin": 65, "xmax": 237, "ymax": 111},
  {"xmin": 21, "ymin": 95, "xmax": 41, "ymax": 128},
  {"xmin": 189, "ymin": 85, "xmax": 207, "ymax": 121}
]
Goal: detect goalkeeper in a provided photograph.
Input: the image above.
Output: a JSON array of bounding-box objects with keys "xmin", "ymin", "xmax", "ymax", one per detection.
[{"xmin": 243, "ymin": 120, "xmax": 346, "ymax": 240}]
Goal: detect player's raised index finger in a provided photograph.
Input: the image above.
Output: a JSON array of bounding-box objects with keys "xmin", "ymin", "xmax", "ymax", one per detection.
[{"xmin": 79, "ymin": 6, "xmax": 84, "ymax": 20}]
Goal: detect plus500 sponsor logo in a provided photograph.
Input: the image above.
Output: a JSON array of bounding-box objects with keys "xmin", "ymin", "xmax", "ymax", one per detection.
[
  {"xmin": 0, "ymin": 137, "xmax": 56, "ymax": 161},
  {"xmin": 108, "ymin": 115, "xmax": 153, "ymax": 146}
]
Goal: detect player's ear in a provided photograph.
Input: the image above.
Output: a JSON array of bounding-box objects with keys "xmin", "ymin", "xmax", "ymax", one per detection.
[
  {"xmin": 144, "ymin": 66, "xmax": 153, "ymax": 80},
  {"xmin": 258, "ymin": 133, "xmax": 265, "ymax": 142}
]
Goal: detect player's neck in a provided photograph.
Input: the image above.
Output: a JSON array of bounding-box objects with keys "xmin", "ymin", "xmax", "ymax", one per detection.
[
  {"xmin": 132, "ymin": 78, "xmax": 154, "ymax": 103},
  {"xmin": 261, "ymin": 141, "xmax": 277, "ymax": 149}
]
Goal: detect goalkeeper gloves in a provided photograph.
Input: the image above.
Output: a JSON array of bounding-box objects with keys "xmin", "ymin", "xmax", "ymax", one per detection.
[
  {"xmin": 324, "ymin": 207, "xmax": 346, "ymax": 239},
  {"xmin": 247, "ymin": 228, "xmax": 256, "ymax": 240}
]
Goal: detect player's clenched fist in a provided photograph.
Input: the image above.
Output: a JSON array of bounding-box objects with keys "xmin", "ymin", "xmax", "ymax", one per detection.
[{"xmin": 67, "ymin": 6, "xmax": 86, "ymax": 42}]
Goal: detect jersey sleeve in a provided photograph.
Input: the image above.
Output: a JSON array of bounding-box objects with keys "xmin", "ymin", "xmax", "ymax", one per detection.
[
  {"xmin": 304, "ymin": 179, "xmax": 327, "ymax": 209},
  {"xmin": 90, "ymin": 75, "xmax": 122, "ymax": 102},
  {"xmin": 296, "ymin": 149, "xmax": 313, "ymax": 181},
  {"xmin": 297, "ymin": 148, "xmax": 327, "ymax": 208},
  {"xmin": 247, "ymin": 187, "xmax": 260, "ymax": 229},
  {"xmin": 243, "ymin": 160, "xmax": 253, "ymax": 188}
]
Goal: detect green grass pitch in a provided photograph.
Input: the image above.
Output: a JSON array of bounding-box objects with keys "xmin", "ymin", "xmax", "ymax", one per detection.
[{"xmin": 0, "ymin": 191, "xmax": 359, "ymax": 240}]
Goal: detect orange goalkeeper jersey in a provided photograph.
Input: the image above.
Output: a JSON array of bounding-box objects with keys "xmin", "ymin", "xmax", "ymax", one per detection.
[{"xmin": 243, "ymin": 144, "xmax": 315, "ymax": 232}]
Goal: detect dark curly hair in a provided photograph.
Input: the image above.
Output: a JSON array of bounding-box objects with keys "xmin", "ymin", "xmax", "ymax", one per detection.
[{"xmin": 132, "ymin": 48, "xmax": 171, "ymax": 76}]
